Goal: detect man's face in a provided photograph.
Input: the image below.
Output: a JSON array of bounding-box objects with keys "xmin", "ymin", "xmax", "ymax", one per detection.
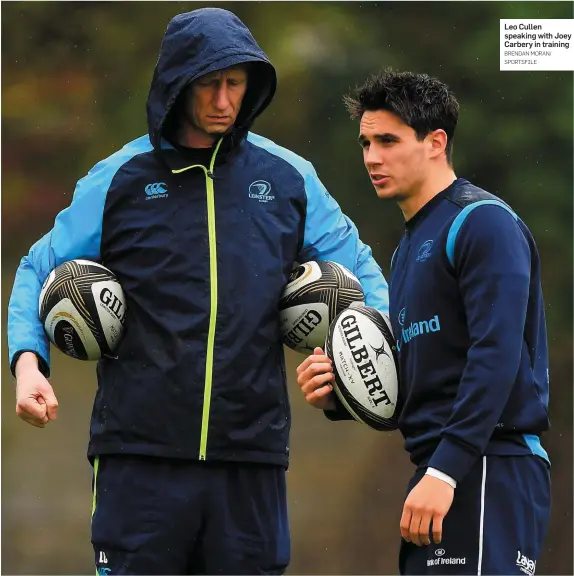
[
  {"xmin": 184, "ymin": 65, "xmax": 248, "ymax": 139},
  {"xmin": 358, "ymin": 110, "xmax": 432, "ymax": 201}
]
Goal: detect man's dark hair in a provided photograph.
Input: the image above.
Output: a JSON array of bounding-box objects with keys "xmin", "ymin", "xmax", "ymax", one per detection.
[{"xmin": 344, "ymin": 69, "xmax": 459, "ymax": 163}]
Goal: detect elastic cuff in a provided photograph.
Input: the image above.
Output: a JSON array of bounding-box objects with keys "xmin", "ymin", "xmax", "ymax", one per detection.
[
  {"xmin": 323, "ymin": 392, "xmax": 355, "ymax": 422},
  {"xmin": 426, "ymin": 467, "xmax": 457, "ymax": 489},
  {"xmin": 427, "ymin": 437, "xmax": 479, "ymax": 484},
  {"xmin": 10, "ymin": 350, "xmax": 50, "ymax": 379}
]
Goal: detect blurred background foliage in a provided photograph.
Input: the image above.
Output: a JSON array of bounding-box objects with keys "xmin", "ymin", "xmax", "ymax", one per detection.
[{"xmin": 2, "ymin": 2, "xmax": 572, "ymax": 574}]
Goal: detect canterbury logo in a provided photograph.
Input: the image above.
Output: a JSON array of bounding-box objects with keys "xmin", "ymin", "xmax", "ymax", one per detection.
[{"xmin": 145, "ymin": 182, "xmax": 168, "ymax": 199}]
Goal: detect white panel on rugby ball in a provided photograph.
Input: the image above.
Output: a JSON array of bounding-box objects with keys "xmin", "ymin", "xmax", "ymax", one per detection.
[
  {"xmin": 91, "ymin": 280, "xmax": 127, "ymax": 352},
  {"xmin": 279, "ymin": 302, "xmax": 330, "ymax": 353},
  {"xmin": 326, "ymin": 304, "xmax": 399, "ymax": 430}
]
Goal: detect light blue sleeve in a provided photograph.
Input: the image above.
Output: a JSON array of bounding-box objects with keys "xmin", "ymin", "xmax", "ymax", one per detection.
[
  {"xmin": 246, "ymin": 132, "xmax": 389, "ymax": 315},
  {"xmin": 7, "ymin": 137, "xmax": 151, "ymax": 376},
  {"xmin": 297, "ymin": 166, "xmax": 389, "ymax": 315}
]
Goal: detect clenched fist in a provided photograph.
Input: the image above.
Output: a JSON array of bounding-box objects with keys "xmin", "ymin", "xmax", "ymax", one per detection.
[{"xmin": 15, "ymin": 352, "xmax": 58, "ymax": 428}]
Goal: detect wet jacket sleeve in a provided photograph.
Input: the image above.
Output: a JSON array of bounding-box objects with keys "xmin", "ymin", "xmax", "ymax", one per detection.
[
  {"xmin": 8, "ymin": 159, "xmax": 116, "ymax": 378},
  {"xmin": 297, "ymin": 165, "xmax": 389, "ymax": 315},
  {"xmin": 427, "ymin": 203, "xmax": 531, "ymax": 483}
]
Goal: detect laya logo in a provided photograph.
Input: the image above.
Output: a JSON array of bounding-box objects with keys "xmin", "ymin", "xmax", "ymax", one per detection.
[
  {"xmin": 395, "ymin": 309, "xmax": 441, "ymax": 352},
  {"xmin": 516, "ymin": 551, "xmax": 536, "ymax": 576},
  {"xmin": 249, "ymin": 180, "xmax": 275, "ymax": 203},
  {"xmin": 145, "ymin": 182, "xmax": 168, "ymax": 200},
  {"xmin": 416, "ymin": 239, "xmax": 433, "ymax": 262}
]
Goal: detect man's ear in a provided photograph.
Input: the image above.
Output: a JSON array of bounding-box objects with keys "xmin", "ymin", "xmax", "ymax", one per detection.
[{"xmin": 428, "ymin": 129, "xmax": 448, "ymax": 159}]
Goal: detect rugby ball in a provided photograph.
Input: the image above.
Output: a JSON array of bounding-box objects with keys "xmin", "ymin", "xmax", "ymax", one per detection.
[
  {"xmin": 279, "ymin": 260, "xmax": 364, "ymax": 354},
  {"xmin": 39, "ymin": 259, "xmax": 126, "ymax": 361},
  {"xmin": 325, "ymin": 302, "xmax": 399, "ymax": 430}
]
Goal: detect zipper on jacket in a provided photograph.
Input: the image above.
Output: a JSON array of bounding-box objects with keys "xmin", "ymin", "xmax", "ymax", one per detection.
[{"xmin": 171, "ymin": 138, "xmax": 222, "ymax": 460}]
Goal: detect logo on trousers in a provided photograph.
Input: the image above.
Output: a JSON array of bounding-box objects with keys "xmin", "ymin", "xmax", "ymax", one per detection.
[
  {"xmin": 145, "ymin": 182, "xmax": 168, "ymax": 200},
  {"xmin": 97, "ymin": 551, "xmax": 110, "ymax": 575},
  {"xmin": 427, "ymin": 548, "xmax": 466, "ymax": 567},
  {"xmin": 516, "ymin": 551, "xmax": 536, "ymax": 576}
]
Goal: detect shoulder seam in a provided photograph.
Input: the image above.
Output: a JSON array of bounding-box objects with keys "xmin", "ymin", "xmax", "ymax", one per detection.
[
  {"xmin": 245, "ymin": 132, "xmax": 312, "ymax": 178},
  {"xmin": 87, "ymin": 137, "xmax": 154, "ymax": 197},
  {"xmin": 445, "ymin": 200, "xmax": 518, "ymax": 267}
]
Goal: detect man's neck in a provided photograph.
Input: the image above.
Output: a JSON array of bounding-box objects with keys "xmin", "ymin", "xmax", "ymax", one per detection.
[
  {"xmin": 399, "ymin": 168, "xmax": 457, "ymax": 222},
  {"xmin": 176, "ymin": 123, "xmax": 218, "ymax": 149}
]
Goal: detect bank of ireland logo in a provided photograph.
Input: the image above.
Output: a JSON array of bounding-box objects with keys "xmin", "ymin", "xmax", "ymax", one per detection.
[
  {"xmin": 248, "ymin": 180, "xmax": 275, "ymax": 203},
  {"xmin": 145, "ymin": 182, "xmax": 168, "ymax": 200},
  {"xmin": 398, "ymin": 308, "xmax": 406, "ymax": 326},
  {"xmin": 416, "ymin": 239, "xmax": 433, "ymax": 262},
  {"xmin": 427, "ymin": 546, "xmax": 466, "ymax": 568}
]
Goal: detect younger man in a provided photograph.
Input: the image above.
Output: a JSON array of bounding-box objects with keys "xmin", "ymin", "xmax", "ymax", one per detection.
[{"xmin": 297, "ymin": 69, "xmax": 550, "ymax": 575}]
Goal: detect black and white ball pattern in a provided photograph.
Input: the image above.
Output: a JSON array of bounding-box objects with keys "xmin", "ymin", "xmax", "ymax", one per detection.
[
  {"xmin": 39, "ymin": 259, "xmax": 126, "ymax": 361},
  {"xmin": 279, "ymin": 260, "xmax": 364, "ymax": 354},
  {"xmin": 325, "ymin": 302, "xmax": 400, "ymax": 431}
]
